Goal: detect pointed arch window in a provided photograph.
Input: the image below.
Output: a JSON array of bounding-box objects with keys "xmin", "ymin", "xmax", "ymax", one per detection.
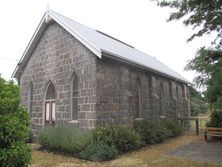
[
  {"xmin": 175, "ymin": 86, "xmax": 180, "ymax": 116},
  {"xmin": 71, "ymin": 73, "xmax": 78, "ymax": 120},
  {"xmin": 160, "ymin": 83, "xmax": 164, "ymax": 115},
  {"xmin": 135, "ymin": 78, "xmax": 141, "ymax": 118},
  {"xmin": 45, "ymin": 82, "xmax": 56, "ymax": 125},
  {"xmin": 176, "ymin": 87, "xmax": 179, "ymax": 101},
  {"xmin": 28, "ymin": 82, "xmax": 33, "ymax": 116}
]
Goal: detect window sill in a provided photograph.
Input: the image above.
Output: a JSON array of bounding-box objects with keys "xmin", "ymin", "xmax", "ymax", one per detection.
[
  {"xmin": 160, "ymin": 115, "xmax": 166, "ymax": 119},
  {"xmin": 69, "ymin": 120, "xmax": 78, "ymax": 124},
  {"xmin": 134, "ymin": 118, "xmax": 144, "ymax": 121}
]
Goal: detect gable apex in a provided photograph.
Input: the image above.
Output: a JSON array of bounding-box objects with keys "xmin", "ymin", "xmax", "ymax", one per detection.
[{"xmin": 12, "ymin": 10, "xmax": 102, "ymax": 80}]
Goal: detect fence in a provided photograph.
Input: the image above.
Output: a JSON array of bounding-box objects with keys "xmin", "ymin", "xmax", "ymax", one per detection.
[{"xmin": 177, "ymin": 117, "xmax": 209, "ymax": 135}]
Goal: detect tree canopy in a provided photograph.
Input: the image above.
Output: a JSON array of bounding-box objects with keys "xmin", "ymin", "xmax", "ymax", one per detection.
[
  {"xmin": 158, "ymin": 0, "xmax": 222, "ymax": 46},
  {"xmin": 156, "ymin": 0, "xmax": 222, "ymax": 111}
]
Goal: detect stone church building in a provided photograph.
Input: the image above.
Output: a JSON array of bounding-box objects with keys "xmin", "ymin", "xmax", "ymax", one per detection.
[{"xmin": 12, "ymin": 10, "xmax": 190, "ymax": 136}]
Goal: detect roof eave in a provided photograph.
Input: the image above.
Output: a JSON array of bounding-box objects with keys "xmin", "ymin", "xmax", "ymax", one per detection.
[{"xmin": 101, "ymin": 50, "xmax": 190, "ymax": 84}]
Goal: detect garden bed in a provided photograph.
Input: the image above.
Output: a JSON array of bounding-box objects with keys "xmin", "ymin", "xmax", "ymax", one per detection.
[
  {"xmin": 37, "ymin": 120, "xmax": 183, "ymax": 161},
  {"xmin": 31, "ymin": 135, "xmax": 219, "ymax": 167}
]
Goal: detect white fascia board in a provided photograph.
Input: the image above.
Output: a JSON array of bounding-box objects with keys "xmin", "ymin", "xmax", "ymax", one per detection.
[
  {"xmin": 101, "ymin": 50, "xmax": 190, "ymax": 84},
  {"xmin": 12, "ymin": 11, "xmax": 102, "ymax": 79},
  {"xmin": 12, "ymin": 13, "xmax": 48, "ymax": 78},
  {"xmin": 49, "ymin": 11, "xmax": 102, "ymax": 59}
]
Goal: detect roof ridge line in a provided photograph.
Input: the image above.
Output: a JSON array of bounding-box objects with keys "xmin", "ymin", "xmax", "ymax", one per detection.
[{"xmin": 49, "ymin": 10, "xmax": 102, "ymax": 58}]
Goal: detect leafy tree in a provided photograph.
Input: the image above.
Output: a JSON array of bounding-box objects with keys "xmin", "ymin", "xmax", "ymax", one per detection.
[
  {"xmin": 155, "ymin": 0, "xmax": 222, "ymax": 111},
  {"xmin": 0, "ymin": 76, "xmax": 31, "ymax": 167},
  {"xmin": 186, "ymin": 48, "xmax": 222, "ymax": 110},
  {"xmin": 157, "ymin": 0, "xmax": 222, "ymax": 46},
  {"xmin": 189, "ymin": 86, "xmax": 208, "ymax": 116}
]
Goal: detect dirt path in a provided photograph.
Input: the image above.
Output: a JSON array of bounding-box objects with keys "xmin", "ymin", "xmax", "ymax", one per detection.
[{"xmin": 31, "ymin": 135, "xmax": 222, "ymax": 167}]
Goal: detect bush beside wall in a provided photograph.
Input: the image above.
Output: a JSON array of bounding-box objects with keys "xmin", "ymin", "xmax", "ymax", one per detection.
[
  {"xmin": 133, "ymin": 120, "xmax": 182, "ymax": 145},
  {"xmin": 92, "ymin": 125, "xmax": 141, "ymax": 153},
  {"xmin": 38, "ymin": 125, "xmax": 92, "ymax": 154}
]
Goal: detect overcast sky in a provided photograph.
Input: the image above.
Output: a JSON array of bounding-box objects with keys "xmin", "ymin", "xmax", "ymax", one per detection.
[{"xmin": 0, "ymin": 0, "xmax": 213, "ymax": 82}]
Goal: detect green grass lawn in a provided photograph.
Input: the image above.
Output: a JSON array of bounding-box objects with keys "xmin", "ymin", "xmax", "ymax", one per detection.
[{"xmin": 31, "ymin": 134, "xmax": 221, "ymax": 167}]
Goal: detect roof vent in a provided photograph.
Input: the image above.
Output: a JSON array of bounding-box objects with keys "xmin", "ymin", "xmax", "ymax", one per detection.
[{"xmin": 96, "ymin": 30, "xmax": 135, "ymax": 49}]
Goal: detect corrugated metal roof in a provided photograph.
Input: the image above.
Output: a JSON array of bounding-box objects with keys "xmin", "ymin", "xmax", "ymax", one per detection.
[{"xmin": 12, "ymin": 10, "xmax": 189, "ymax": 83}]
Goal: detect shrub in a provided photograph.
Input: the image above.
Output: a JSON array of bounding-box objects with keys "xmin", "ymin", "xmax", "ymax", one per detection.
[
  {"xmin": 161, "ymin": 120, "xmax": 183, "ymax": 137},
  {"xmin": 206, "ymin": 111, "xmax": 222, "ymax": 127},
  {"xmin": 133, "ymin": 119, "xmax": 182, "ymax": 145},
  {"xmin": 92, "ymin": 125, "xmax": 141, "ymax": 153},
  {"xmin": 80, "ymin": 141, "xmax": 118, "ymax": 161},
  {"xmin": 133, "ymin": 120, "xmax": 164, "ymax": 144},
  {"xmin": 0, "ymin": 142, "xmax": 31, "ymax": 167},
  {"xmin": 0, "ymin": 77, "xmax": 31, "ymax": 167},
  {"xmin": 38, "ymin": 125, "xmax": 92, "ymax": 154}
]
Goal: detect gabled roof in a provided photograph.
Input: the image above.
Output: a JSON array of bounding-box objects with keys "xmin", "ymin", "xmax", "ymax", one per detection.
[{"xmin": 12, "ymin": 10, "xmax": 189, "ymax": 83}]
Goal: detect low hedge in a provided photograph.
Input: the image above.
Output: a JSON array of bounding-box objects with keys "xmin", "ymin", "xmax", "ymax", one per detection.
[{"xmin": 38, "ymin": 125, "xmax": 92, "ymax": 154}]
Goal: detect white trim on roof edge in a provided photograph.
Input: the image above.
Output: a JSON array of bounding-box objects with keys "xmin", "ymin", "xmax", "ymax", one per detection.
[
  {"xmin": 12, "ymin": 10, "xmax": 102, "ymax": 79},
  {"xmin": 49, "ymin": 11, "xmax": 101, "ymax": 58}
]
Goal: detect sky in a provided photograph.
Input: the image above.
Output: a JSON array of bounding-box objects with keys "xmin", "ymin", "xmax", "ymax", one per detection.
[{"xmin": 0, "ymin": 0, "xmax": 213, "ymax": 83}]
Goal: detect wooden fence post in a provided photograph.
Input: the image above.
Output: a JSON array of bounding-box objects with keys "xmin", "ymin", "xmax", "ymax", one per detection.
[{"xmin": 195, "ymin": 118, "xmax": 199, "ymax": 135}]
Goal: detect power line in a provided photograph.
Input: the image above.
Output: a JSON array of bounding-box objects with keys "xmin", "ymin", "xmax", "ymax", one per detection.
[{"xmin": 0, "ymin": 57, "xmax": 18, "ymax": 61}]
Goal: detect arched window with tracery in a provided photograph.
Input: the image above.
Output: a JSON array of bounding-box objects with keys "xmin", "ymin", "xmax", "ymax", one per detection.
[
  {"xmin": 71, "ymin": 73, "xmax": 78, "ymax": 120},
  {"xmin": 176, "ymin": 87, "xmax": 179, "ymax": 102},
  {"xmin": 135, "ymin": 78, "xmax": 141, "ymax": 118},
  {"xmin": 176, "ymin": 86, "xmax": 181, "ymax": 116},
  {"xmin": 28, "ymin": 82, "xmax": 33, "ymax": 116},
  {"xmin": 45, "ymin": 82, "xmax": 56, "ymax": 125},
  {"xmin": 160, "ymin": 83, "xmax": 164, "ymax": 115}
]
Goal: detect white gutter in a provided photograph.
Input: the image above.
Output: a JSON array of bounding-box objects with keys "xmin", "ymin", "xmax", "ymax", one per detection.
[{"xmin": 101, "ymin": 50, "xmax": 191, "ymax": 84}]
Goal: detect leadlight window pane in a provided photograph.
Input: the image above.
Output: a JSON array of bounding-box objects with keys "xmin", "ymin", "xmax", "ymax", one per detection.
[
  {"xmin": 135, "ymin": 79, "xmax": 141, "ymax": 118},
  {"xmin": 72, "ymin": 73, "xmax": 78, "ymax": 120},
  {"xmin": 46, "ymin": 83, "xmax": 55, "ymax": 100},
  {"xmin": 160, "ymin": 84, "xmax": 164, "ymax": 115},
  {"xmin": 176, "ymin": 87, "xmax": 179, "ymax": 100},
  {"xmin": 52, "ymin": 102, "xmax": 56, "ymax": 121},
  {"xmin": 28, "ymin": 82, "xmax": 33, "ymax": 115},
  {"xmin": 45, "ymin": 102, "xmax": 50, "ymax": 121}
]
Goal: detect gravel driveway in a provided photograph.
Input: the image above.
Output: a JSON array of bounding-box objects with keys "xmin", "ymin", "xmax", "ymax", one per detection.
[{"xmin": 167, "ymin": 139, "xmax": 222, "ymax": 165}]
